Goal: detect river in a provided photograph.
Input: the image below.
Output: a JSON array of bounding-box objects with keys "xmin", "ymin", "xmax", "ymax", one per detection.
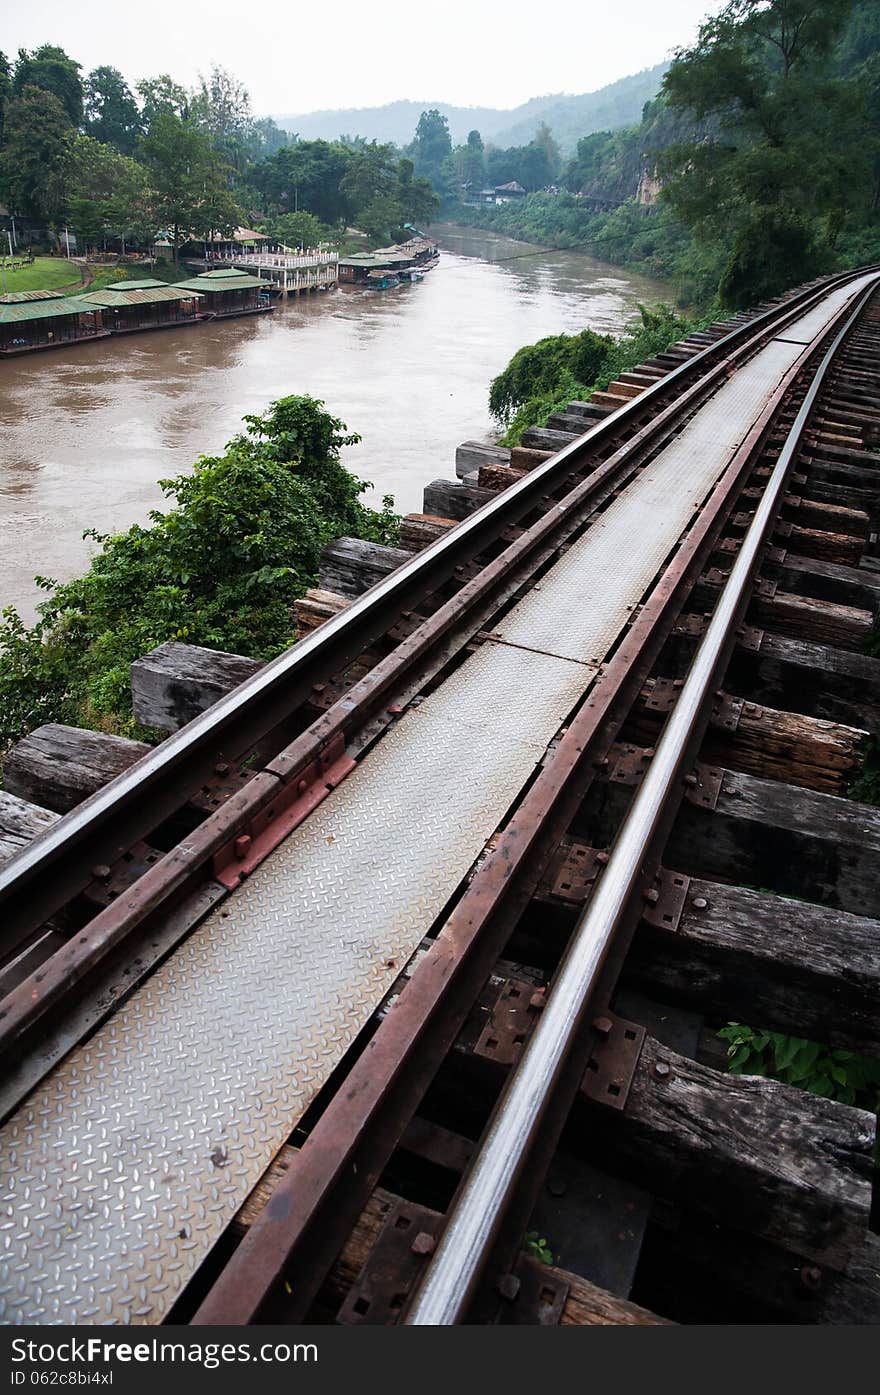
[{"xmin": 0, "ymin": 228, "xmax": 666, "ymax": 622}]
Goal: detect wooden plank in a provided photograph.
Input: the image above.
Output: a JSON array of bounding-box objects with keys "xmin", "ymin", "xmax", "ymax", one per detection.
[
  {"xmin": 397, "ymin": 513, "xmax": 457, "ymax": 552},
  {"xmin": 584, "ymin": 1033, "xmax": 873, "ymax": 1269},
  {"xmin": 317, "ymin": 536, "xmax": 410, "ymax": 599},
  {"xmin": 670, "ymin": 622, "xmax": 880, "ymax": 733},
  {"xmin": 454, "ymin": 440, "xmax": 510, "ymax": 479},
  {"xmin": 520, "ymin": 426, "xmax": 581, "ymax": 451},
  {"xmin": 293, "ymin": 587, "xmax": 350, "ymax": 636},
  {"xmin": 478, "ymin": 463, "xmax": 526, "ymax": 492},
  {"xmin": 131, "ymin": 640, "xmax": 262, "ymax": 732},
  {"xmin": 3, "ymin": 724, "xmax": 150, "ymax": 814},
  {"xmin": 232, "ymin": 1170, "xmax": 669, "ymax": 1325},
  {"xmin": 509, "ymin": 446, "xmax": 553, "ymax": 472},
  {"xmin": 422, "ymin": 478, "xmax": 495, "ymax": 520},
  {"xmin": 625, "ymin": 875, "xmax": 880, "ymax": 1054},
  {"xmin": 628, "ymin": 683, "xmax": 865, "ymax": 794},
  {"xmin": 784, "ymin": 523, "xmax": 864, "ymax": 566},
  {"xmin": 0, "ymin": 790, "xmax": 58, "ymax": 868},
  {"xmin": 589, "ymin": 748, "xmax": 880, "ymax": 917}
]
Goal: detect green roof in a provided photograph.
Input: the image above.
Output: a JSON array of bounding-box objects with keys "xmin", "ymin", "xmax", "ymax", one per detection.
[
  {"xmin": 0, "ymin": 288, "xmax": 66, "ymax": 303},
  {"xmin": 197, "ymin": 267, "xmax": 253, "ymax": 279},
  {"xmin": 78, "ymin": 285, "xmax": 203, "ymax": 308},
  {"xmin": 0, "ymin": 297, "xmax": 98, "ymax": 324},
  {"xmin": 174, "ymin": 274, "xmax": 265, "ymax": 293},
  {"xmin": 108, "ymin": 278, "xmax": 168, "ymax": 290}
]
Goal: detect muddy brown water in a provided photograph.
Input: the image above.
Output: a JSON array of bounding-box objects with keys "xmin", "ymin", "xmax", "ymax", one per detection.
[{"xmin": 0, "ymin": 227, "xmax": 666, "ymax": 622}]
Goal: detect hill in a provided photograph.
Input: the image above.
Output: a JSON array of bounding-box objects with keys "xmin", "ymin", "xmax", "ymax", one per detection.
[{"xmin": 273, "ymin": 64, "xmax": 667, "ymax": 153}]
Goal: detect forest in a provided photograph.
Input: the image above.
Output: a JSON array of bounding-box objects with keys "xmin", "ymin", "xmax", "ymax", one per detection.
[
  {"xmin": 0, "ymin": 50, "xmax": 439, "ymax": 253},
  {"xmin": 453, "ymin": 0, "xmax": 880, "ymax": 309}
]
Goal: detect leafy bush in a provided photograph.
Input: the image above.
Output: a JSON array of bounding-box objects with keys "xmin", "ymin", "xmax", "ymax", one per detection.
[
  {"xmin": 718, "ymin": 1023, "xmax": 880, "ymax": 1110},
  {"xmin": 0, "ymin": 396, "xmax": 399, "ymax": 746},
  {"xmin": 488, "ymin": 328, "xmax": 612, "ymax": 425},
  {"xmin": 490, "ymin": 303, "xmax": 699, "ymax": 445}
]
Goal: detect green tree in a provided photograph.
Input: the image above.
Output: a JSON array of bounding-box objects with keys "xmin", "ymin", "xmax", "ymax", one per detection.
[
  {"xmin": 263, "ymin": 210, "xmax": 327, "ymax": 248},
  {"xmin": 0, "ymin": 52, "xmax": 11, "ymax": 141},
  {"xmin": 0, "ymin": 86, "xmax": 71, "ymax": 218},
  {"xmin": 659, "ymin": 0, "xmax": 862, "ymax": 305},
  {"xmin": 395, "ymin": 157, "xmax": 439, "ymax": 225},
  {"xmin": 136, "ymin": 73, "xmax": 190, "ymax": 125},
  {"xmin": 66, "ymin": 136, "xmax": 154, "ymax": 251},
  {"xmin": 0, "ymin": 397, "xmax": 399, "ymax": 744},
  {"xmin": 253, "ymin": 139, "xmax": 354, "ymax": 224},
  {"xmin": 489, "ymin": 328, "xmax": 613, "ymax": 424},
  {"xmin": 409, "ymin": 108, "xmax": 453, "ymax": 192},
  {"xmin": 84, "ymin": 66, "xmax": 142, "ymax": 155},
  {"xmin": 453, "ymin": 129, "xmax": 486, "ymax": 191},
  {"xmin": 13, "ymin": 45, "xmax": 83, "ymax": 125},
  {"xmin": 191, "ymin": 65, "xmax": 253, "ymax": 174},
  {"xmin": 141, "ymin": 110, "xmax": 217, "ymax": 255}
]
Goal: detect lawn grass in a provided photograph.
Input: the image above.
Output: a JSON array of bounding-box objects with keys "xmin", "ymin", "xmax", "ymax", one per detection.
[{"xmin": 0, "ymin": 256, "xmax": 82, "ymax": 295}]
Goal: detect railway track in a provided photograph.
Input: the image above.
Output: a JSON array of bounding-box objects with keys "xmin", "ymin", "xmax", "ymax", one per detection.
[{"xmin": 1, "ymin": 266, "xmax": 879, "ymax": 1325}]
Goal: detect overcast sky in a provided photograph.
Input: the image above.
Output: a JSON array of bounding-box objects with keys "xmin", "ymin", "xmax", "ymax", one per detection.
[{"xmin": 5, "ymin": 1, "xmax": 722, "ymax": 115}]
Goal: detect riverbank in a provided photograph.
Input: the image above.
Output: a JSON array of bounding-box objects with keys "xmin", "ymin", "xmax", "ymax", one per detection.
[
  {"xmin": 0, "ymin": 231, "xmax": 667, "ymax": 621},
  {"xmin": 444, "ymin": 198, "xmax": 714, "ymax": 310}
]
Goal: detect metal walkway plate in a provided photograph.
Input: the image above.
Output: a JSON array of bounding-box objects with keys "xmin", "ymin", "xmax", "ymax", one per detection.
[{"xmin": 0, "ymin": 281, "xmax": 861, "ymax": 1324}]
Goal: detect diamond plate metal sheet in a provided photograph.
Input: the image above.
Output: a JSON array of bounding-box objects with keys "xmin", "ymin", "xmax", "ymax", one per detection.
[
  {"xmin": 493, "ymin": 341, "xmax": 803, "ymax": 664},
  {"xmin": 2, "ymin": 277, "xmax": 871, "ymax": 1327},
  {"xmin": 776, "ymin": 272, "xmax": 878, "ymax": 344},
  {"xmin": 0, "ymin": 644, "xmax": 593, "ymax": 1326}
]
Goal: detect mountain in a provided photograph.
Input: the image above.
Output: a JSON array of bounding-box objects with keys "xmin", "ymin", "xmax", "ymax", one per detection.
[{"xmin": 273, "ymin": 64, "xmax": 668, "ymax": 155}]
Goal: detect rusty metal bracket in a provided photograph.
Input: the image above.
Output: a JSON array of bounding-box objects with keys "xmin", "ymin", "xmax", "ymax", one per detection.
[
  {"xmin": 474, "ymin": 978, "xmax": 545, "ymax": 1068},
  {"xmin": 702, "ymin": 565, "xmax": 730, "ymax": 587},
  {"xmin": 643, "ymin": 677, "xmax": 681, "ymax": 715},
  {"xmin": 683, "ymin": 762, "xmax": 724, "ymax": 810},
  {"xmin": 752, "ymin": 576, "xmax": 778, "ymax": 599},
  {"xmin": 710, "ymin": 691, "xmax": 744, "ymax": 733},
  {"xmin": 83, "ymin": 842, "xmax": 164, "ymax": 909},
  {"xmin": 496, "ymin": 1255, "xmax": 570, "ymax": 1326},
  {"xmin": 538, "ymin": 843, "xmax": 605, "ymax": 905},
  {"xmin": 580, "ymin": 1011, "xmax": 645, "ymax": 1111},
  {"xmin": 736, "ymin": 622, "xmax": 764, "ymax": 651},
  {"xmin": 676, "ymin": 613, "xmax": 707, "ymax": 638},
  {"xmin": 337, "ymin": 1198, "xmax": 441, "ymax": 1325},
  {"xmin": 212, "ymin": 731, "xmax": 355, "ymax": 889},
  {"xmin": 641, "ymin": 867, "xmax": 692, "ymax": 932},
  {"xmin": 609, "ymin": 744, "xmax": 652, "ymax": 787}
]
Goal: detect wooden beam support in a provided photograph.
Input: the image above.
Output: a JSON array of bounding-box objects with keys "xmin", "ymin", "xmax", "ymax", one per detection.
[
  {"xmin": 578, "ymin": 1033, "xmax": 873, "ymax": 1269},
  {"xmin": 397, "ymin": 513, "xmax": 457, "ymax": 552},
  {"xmin": 627, "ymin": 681, "xmax": 865, "ymax": 794},
  {"xmin": 3, "ymin": 724, "xmax": 150, "ymax": 814},
  {"xmin": 423, "ymin": 478, "xmax": 494, "ymax": 520},
  {"xmin": 0, "ymin": 790, "xmax": 58, "ymax": 868},
  {"xmin": 586, "ymin": 747, "xmax": 880, "ymax": 917},
  {"xmin": 232, "ymin": 1171, "xmax": 668, "ymax": 1325},
  {"xmin": 625, "ymin": 875, "xmax": 880, "ymax": 1054},
  {"xmin": 318, "ymin": 536, "xmax": 410, "ymax": 599},
  {"xmin": 293, "ymin": 587, "xmax": 350, "ymax": 636},
  {"xmin": 131, "ymin": 640, "xmax": 262, "ymax": 732}
]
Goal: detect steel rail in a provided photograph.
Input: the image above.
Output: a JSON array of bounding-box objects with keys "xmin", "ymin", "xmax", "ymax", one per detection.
[
  {"xmin": 0, "ymin": 268, "xmax": 869, "ymax": 935},
  {"xmin": 403, "ymin": 272, "xmax": 880, "ymax": 1326},
  {"xmin": 193, "ymin": 276, "xmax": 878, "ymax": 1327}
]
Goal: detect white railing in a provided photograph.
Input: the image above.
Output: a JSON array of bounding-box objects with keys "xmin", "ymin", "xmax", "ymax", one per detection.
[{"xmin": 209, "ymin": 248, "xmax": 339, "ymax": 270}]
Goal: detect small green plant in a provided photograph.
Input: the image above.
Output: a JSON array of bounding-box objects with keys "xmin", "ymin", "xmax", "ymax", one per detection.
[
  {"xmin": 718, "ymin": 1024, "xmax": 880, "ymax": 1110},
  {"xmin": 523, "ymin": 1231, "xmax": 554, "ymax": 1265}
]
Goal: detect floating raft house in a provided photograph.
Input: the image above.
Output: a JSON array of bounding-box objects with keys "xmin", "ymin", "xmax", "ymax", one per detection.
[
  {"xmin": 172, "ymin": 267, "xmax": 272, "ymax": 317},
  {"xmin": 0, "ymin": 296, "xmax": 106, "ymax": 355}
]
